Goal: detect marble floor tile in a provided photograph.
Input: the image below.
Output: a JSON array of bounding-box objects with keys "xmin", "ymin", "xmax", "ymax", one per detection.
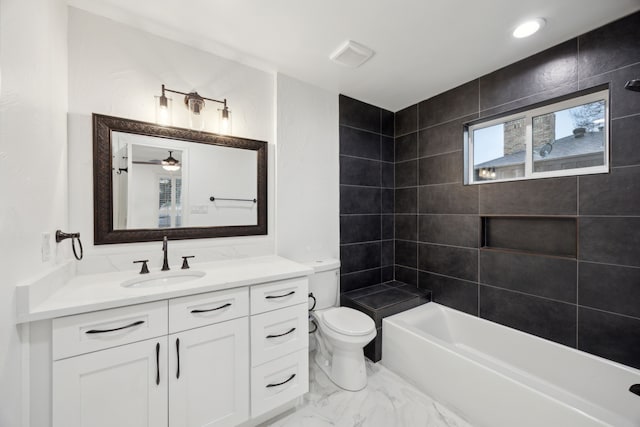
[{"xmin": 267, "ymin": 355, "xmax": 473, "ymax": 427}]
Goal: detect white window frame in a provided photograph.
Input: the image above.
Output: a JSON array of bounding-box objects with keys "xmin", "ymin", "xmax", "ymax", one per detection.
[{"xmin": 465, "ymin": 89, "xmax": 610, "ymax": 185}]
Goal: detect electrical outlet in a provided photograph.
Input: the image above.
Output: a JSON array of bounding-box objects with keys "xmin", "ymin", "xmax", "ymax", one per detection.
[{"xmin": 41, "ymin": 232, "xmax": 51, "ymax": 262}]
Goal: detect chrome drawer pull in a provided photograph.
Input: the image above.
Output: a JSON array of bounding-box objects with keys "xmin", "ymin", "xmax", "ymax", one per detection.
[
  {"xmin": 266, "ymin": 327, "xmax": 296, "ymax": 339},
  {"xmin": 266, "ymin": 373, "xmax": 296, "ymax": 388},
  {"xmin": 85, "ymin": 320, "xmax": 145, "ymax": 334},
  {"xmin": 191, "ymin": 302, "xmax": 232, "ymax": 313},
  {"xmin": 265, "ymin": 291, "xmax": 295, "ymax": 299}
]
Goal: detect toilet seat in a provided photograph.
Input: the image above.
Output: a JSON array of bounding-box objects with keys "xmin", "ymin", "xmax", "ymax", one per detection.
[{"xmin": 322, "ymin": 307, "xmax": 375, "ymax": 336}]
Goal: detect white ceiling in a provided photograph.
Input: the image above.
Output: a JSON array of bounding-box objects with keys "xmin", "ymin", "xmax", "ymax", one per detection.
[{"xmin": 68, "ymin": 0, "xmax": 640, "ymax": 112}]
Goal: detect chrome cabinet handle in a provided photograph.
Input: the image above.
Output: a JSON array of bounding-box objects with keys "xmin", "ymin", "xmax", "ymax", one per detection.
[
  {"xmin": 155, "ymin": 342, "xmax": 160, "ymax": 385},
  {"xmin": 85, "ymin": 320, "xmax": 145, "ymax": 334},
  {"xmin": 266, "ymin": 327, "xmax": 296, "ymax": 339},
  {"xmin": 191, "ymin": 303, "xmax": 232, "ymax": 313},
  {"xmin": 176, "ymin": 338, "xmax": 180, "ymax": 379},
  {"xmin": 266, "ymin": 373, "xmax": 296, "ymax": 388},
  {"xmin": 265, "ymin": 291, "xmax": 295, "ymax": 299}
]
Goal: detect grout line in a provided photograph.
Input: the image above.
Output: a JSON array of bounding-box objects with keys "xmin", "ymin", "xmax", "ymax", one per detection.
[
  {"xmin": 578, "ymin": 60, "xmax": 640, "ymax": 83},
  {"xmin": 419, "ymin": 269, "xmax": 478, "ymax": 285},
  {"xmin": 576, "ymin": 257, "xmax": 580, "ymax": 347},
  {"xmin": 340, "ymin": 213, "xmax": 386, "ymax": 217},
  {"xmin": 340, "ymin": 183, "xmax": 384, "ymax": 189},
  {"xmin": 397, "ymin": 239, "xmax": 478, "ymax": 251},
  {"xmin": 579, "ymin": 305, "xmax": 640, "ymax": 322},
  {"xmin": 340, "ymin": 153, "xmax": 393, "ymax": 164},
  {"xmin": 380, "ymin": 123, "xmax": 384, "ymax": 286},
  {"xmin": 478, "ymin": 283, "xmax": 576, "ymax": 307},
  {"xmin": 476, "ymin": 82, "xmax": 578, "ymax": 117},
  {"xmin": 340, "ymin": 266, "xmax": 383, "ymax": 276},
  {"xmin": 341, "ymin": 240, "xmax": 390, "ymax": 247},
  {"xmin": 393, "ymin": 123, "xmax": 397, "ymax": 283},
  {"xmin": 478, "ymin": 79, "xmax": 481, "ymax": 118},
  {"xmin": 611, "ymin": 111, "xmax": 640, "ymax": 121},
  {"xmin": 579, "ymin": 214, "xmax": 640, "ymax": 218},
  {"xmin": 611, "ymin": 163, "xmax": 640, "ymax": 171},
  {"xmin": 578, "ymin": 259, "xmax": 640, "ymax": 270},
  {"xmin": 340, "ymin": 123, "xmax": 389, "ymax": 137},
  {"xmin": 576, "ymin": 37, "xmax": 580, "ymax": 83},
  {"xmin": 416, "ymin": 111, "xmax": 480, "ymax": 132},
  {"xmin": 478, "ymin": 165, "xmax": 481, "ymax": 317},
  {"xmin": 418, "ymin": 149, "xmax": 463, "ymax": 160}
]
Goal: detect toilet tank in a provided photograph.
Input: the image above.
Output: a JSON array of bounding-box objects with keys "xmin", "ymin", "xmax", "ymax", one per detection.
[{"xmin": 304, "ymin": 259, "xmax": 341, "ymax": 310}]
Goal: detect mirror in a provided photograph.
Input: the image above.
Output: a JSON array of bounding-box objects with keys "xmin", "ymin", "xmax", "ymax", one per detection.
[{"xmin": 94, "ymin": 114, "xmax": 267, "ymax": 244}]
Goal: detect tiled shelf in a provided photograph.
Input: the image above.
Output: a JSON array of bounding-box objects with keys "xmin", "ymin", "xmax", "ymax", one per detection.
[{"xmin": 341, "ymin": 281, "xmax": 431, "ymax": 362}]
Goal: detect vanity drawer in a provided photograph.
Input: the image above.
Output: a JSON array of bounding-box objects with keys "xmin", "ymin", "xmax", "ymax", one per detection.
[
  {"xmin": 169, "ymin": 287, "xmax": 249, "ymax": 333},
  {"xmin": 250, "ymin": 303, "xmax": 308, "ymax": 366},
  {"xmin": 250, "ymin": 348, "xmax": 308, "ymax": 417},
  {"xmin": 250, "ymin": 277, "xmax": 308, "ymax": 314},
  {"xmin": 52, "ymin": 301, "xmax": 168, "ymax": 361}
]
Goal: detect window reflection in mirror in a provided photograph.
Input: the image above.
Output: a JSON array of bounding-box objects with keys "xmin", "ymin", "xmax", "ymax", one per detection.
[
  {"xmin": 473, "ymin": 118, "xmax": 526, "ymax": 181},
  {"xmin": 532, "ymin": 100, "xmax": 606, "ymax": 173}
]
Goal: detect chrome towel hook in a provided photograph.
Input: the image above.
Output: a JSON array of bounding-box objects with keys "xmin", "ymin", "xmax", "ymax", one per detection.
[{"xmin": 55, "ymin": 230, "xmax": 83, "ymax": 260}]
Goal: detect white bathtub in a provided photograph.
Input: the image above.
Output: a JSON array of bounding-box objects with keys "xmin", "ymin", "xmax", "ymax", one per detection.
[{"xmin": 382, "ymin": 303, "xmax": 640, "ymax": 427}]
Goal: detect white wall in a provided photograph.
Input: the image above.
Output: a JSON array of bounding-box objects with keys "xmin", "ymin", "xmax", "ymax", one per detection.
[
  {"xmin": 0, "ymin": 0, "xmax": 68, "ymax": 425},
  {"xmin": 276, "ymin": 74, "xmax": 339, "ymax": 262},
  {"xmin": 67, "ymin": 8, "xmax": 276, "ymax": 273}
]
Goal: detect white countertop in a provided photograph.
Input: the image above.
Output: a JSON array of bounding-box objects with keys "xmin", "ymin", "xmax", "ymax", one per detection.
[{"xmin": 17, "ymin": 255, "xmax": 314, "ymax": 323}]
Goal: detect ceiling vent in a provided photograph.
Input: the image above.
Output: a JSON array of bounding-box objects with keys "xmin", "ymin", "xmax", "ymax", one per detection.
[{"xmin": 329, "ymin": 40, "xmax": 374, "ymax": 68}]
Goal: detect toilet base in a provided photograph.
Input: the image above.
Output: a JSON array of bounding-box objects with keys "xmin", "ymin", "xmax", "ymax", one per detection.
[{"xmin": 314, "ymin": 342, "xmax": 368, "ymax": 391}]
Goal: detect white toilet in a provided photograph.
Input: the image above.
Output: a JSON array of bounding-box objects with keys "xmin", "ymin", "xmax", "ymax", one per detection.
[{"xmin": 305, "ymin": 260, "xmax": 376, "ymax": 391}]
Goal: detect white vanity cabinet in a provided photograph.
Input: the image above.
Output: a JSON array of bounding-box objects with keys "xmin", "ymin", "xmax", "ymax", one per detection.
[
  {"xmin": 50, "ymin": 276, "xmax": 309, "ymax": 427},
  {"xmin": 52, "ymin": 301, "xmax": 170, "ymax": 427},
  {"xmin": 53, "ymin": 337, "xmax": 168, "ymax": 427},
  {"xmin": 249, "ymin": 278, "xmax": 309, "ymax": 417},
  {"xmin": 53, "ymin": 288, "xmax": 250, "ymax": 427},
  {"xmin": 168, "ymin": 288, "xmax": 250, "ymax": 427}
]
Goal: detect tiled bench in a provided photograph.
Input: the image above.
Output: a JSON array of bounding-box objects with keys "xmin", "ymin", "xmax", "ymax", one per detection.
[{"xmin": 341, "ymin": 281, "xmax": 431, "ymax": 362}]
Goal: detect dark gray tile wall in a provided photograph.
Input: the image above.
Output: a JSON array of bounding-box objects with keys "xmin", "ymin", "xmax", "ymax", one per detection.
[
  {"xmin": 339, "ymin": 95, "xmax": 395, "ymax": 292},
  {"xmin": 394, "ymin": 12, "xmax": 640, "ymax": 370}
]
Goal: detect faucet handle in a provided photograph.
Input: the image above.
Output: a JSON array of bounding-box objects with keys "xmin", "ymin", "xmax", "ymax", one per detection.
[
  {"xmin": 181, "ymin": 256, "xmax": 195, "ymax": 270},
  {"xmin": 134, "ymin": 260, "xmax": 150, "ymax": 274}
]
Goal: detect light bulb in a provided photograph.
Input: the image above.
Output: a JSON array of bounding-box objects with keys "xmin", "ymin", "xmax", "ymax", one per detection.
[
  {"xmin": 155, "ymin": 95, "xmax": 172, "ymax": 125},
  {"xmin": 218, "ymin": 106, "xmax": 232, "ymax": 134}
]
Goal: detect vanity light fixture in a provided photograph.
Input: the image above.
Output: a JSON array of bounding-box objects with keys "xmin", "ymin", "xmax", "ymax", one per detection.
[
  {"xmin": 513, "ymin": 18, "xmax": 546, "ymax": 38},
  {"xmin": 162, "ymin": 150, "xmax": 181, "ymax": 172},
  {"xmin": 156, "ymin": 84, "xmax": 231, "ymax": 134}
]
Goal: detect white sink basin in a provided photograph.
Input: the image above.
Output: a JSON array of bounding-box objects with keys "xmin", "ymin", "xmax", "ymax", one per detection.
[{"xmin": 121, "ymin": 271, "xmax": 206, "ymax": 288}]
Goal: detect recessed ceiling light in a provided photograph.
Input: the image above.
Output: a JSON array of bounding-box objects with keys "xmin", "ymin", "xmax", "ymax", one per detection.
[{"xmin": 513, "ymin": 18, "xmax": 546, "ymax": 38}]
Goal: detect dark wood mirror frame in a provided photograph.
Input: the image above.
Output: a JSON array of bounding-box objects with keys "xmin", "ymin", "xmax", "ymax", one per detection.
[{"xmin": 93, "ymin": 113, "xmax": 267, "ymax": 244}]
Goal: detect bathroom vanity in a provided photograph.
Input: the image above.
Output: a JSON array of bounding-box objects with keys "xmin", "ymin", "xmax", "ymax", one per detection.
[{"xmin": 17, "ymin": 255, "xmax": 313, "ymax": 427}]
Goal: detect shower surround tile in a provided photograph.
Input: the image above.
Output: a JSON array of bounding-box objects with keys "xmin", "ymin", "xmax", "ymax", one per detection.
[{"xmin": 340, "ymin": 95, "xmax": 394, "ymax": 293}]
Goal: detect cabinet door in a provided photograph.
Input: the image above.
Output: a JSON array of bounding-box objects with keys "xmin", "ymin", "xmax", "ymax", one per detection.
[
  {"xmin": 169, "ymin": 317, "xmax": 249, "ymax": 427},
  {"xmin": 53, "ymin": 337, "xmax": 168, "ymax": 427}
]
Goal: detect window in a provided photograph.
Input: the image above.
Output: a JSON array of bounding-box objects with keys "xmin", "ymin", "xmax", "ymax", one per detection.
[
  {"xmin": 158, "ymin": 176, "xmax": 182, "ymax": 227},
  {"xmin": 465, "ymin": 88, "xmax": 609, "ymax": 184}
]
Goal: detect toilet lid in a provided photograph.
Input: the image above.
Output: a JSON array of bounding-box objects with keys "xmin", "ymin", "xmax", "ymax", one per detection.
[{"xmin": 322, "ymin": 307, "xmax": 375, "ymax": 336}]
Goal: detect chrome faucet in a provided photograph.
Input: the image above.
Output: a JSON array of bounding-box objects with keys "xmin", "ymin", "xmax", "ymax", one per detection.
[{"xmin": 161, "ymin": 236, "xmax": 170, "ymax": 271}]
